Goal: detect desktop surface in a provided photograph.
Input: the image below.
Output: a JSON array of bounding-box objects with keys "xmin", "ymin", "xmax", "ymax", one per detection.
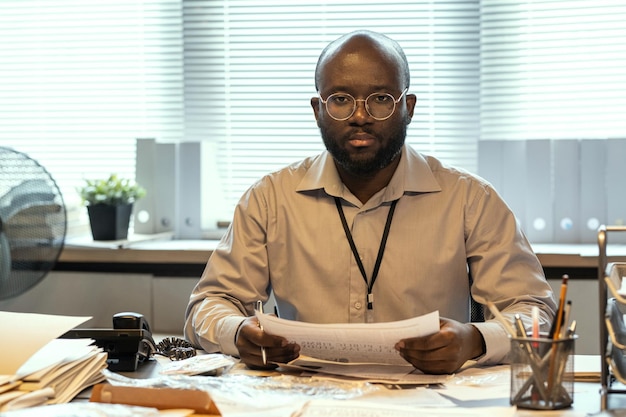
[{"xmin": 81, "ymin": 354, "xmax": 618, "ymax": 417}]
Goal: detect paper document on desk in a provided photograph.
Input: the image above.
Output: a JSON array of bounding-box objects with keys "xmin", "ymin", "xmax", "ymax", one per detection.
[
  {"xmin": 295, "ymin": 399, "xmax": 515, "ymax": 417},
  {"xmin": 0, "ymin": 312, "xmax": 91, "ymax": 375},
  {"xmin": 257, "ymin": 310, "xmax": 439, "ymax": 365},
  {"xmin": 0, "ymin": 312, "xmax": 108, "ymax": 409},
  {"xmin": 279, "ymin": 356, "xmax": 450, "ymax": 385}
]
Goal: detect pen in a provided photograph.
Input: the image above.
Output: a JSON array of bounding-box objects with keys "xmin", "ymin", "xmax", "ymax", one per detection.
[
  {"xmin": 531, "ymin": 306, "xmax": 540, "ymax": 348},
  {"xmin": 566, "ymin": 320, "xmax": 577, "ymax": 337},
  {"xmin": 514, "ymin": 313, "xmax": 527, "ymax": 338},
  {"xmin": 256, "ymin": 300, "xmax": 267, "ymax": 365}
]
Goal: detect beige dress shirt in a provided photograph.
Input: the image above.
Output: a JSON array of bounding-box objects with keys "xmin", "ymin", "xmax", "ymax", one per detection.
[{"xmin": 185, "ymin": 145, "xmax": 556, "ymax": 365}]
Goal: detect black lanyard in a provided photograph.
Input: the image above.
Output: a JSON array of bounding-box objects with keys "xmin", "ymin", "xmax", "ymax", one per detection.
[{"xmin": 334, "ymin": 197, "xmax": 399, "ymax": 310}]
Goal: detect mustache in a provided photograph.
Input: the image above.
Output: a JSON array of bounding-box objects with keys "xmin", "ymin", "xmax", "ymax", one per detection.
[
  {"xmin": 351, "ymin": 127, "xmax": 376, "ymax": 135},
  {"xmin": 345, "ymin": 128, "xmax": 377, "ymax": 139}
]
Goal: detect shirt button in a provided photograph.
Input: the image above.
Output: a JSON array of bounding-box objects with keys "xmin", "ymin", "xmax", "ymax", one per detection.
[{"xmin": 354, "ymin": 302, "xmax": 362, "ymax": 310}]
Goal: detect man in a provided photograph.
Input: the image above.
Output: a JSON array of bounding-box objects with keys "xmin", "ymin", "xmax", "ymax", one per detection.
[{"xmin": 185, "ymin": 30, "xmax": 556, "ymax": 374}]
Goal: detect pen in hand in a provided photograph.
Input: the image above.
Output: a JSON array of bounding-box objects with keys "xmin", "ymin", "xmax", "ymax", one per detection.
[{"xmin": 256, "ymin": 300, "xmax": 267, "ymax": 365}]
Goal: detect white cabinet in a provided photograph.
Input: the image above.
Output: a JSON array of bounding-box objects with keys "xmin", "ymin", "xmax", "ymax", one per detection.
[{"xmin": 0, "ymin": 272, "xmax": 196, "ymax": 335}]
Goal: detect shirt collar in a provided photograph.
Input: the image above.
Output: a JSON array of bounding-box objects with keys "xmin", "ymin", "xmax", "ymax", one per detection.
[{"xmin": 296, "ymin": 145, "xmax": 442, "ymax": 200}]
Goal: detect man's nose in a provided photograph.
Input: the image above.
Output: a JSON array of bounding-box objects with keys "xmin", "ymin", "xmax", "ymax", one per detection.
[{"xmin": 350, "ymin": 99, "xmax": 372, "ymax": 122}]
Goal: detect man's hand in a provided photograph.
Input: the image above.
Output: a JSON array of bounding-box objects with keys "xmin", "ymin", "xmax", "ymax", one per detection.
[
  {"xmin": 235, "ymin": 316, "xmax": 300, "ymax": 369},
  {"xmin": 394, "ymin": 318, "xmax": 485, "ymax": 374}
]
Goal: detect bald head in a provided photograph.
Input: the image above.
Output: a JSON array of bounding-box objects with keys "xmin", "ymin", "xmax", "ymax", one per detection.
[{"xmin": 314, "ymin": 30, "xmax": 410, "ymax": 91}]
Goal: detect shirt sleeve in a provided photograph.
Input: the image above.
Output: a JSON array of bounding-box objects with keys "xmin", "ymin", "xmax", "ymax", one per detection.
[
  {"xmin": 471, "ymin": 321, "xmax": 512, "ymax": 364},
  {"xmin": 184, "ymin": 183, "xmax": 271, "ymax": 355},
  {"xmin": 464, "ymin": 181, "xmax": 558, "ymax": 364}
]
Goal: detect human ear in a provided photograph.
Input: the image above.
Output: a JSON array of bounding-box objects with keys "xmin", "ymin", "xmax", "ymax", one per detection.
[
  {"xmin": 310, "ymin": 97, "xmax": 322, "ymax": 127},
  {"xmin": 404, "ymin": 93, "xmax": 417, "ymax": 124}
]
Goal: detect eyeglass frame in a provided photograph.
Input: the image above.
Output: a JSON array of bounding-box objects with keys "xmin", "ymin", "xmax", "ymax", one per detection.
[{"xmin": 317, "ymin": 87, "xmax": 409, "ymax": 121}]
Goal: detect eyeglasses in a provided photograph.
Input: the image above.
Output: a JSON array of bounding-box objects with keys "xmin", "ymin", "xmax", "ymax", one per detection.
[{"xmin": 318, "ymin": 88, "xmax": 408, "ymax": 121}]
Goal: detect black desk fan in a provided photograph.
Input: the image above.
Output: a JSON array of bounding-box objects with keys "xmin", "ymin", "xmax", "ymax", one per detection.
[{"xmin": 0, "ymin": 146, "xmax": 67, "ymax": 300}]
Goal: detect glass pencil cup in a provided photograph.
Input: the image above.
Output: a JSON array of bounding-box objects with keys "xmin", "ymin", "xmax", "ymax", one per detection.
[{"xmin": 509, "ymin": 334, "xmax": 576, "ymax": 410}]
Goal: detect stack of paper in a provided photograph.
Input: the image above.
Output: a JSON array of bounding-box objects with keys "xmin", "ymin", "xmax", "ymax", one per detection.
[
  {"xmin": 0, "ymin": 312, "xmax": 108, "ymax": 412},
  {"xmin": 255, "ymin": 310, "xmax": 447, "ymax": 385}
]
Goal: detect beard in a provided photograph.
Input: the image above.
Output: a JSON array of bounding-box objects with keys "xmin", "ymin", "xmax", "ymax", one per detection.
[{"xmin": 320, "ymin": 123, "xmax": 406, "ymax": 177}]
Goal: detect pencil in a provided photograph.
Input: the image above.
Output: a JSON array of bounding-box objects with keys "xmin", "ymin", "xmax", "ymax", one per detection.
[
  {"xmin": 559, "ymin": 300, "xmax": 572, "ymax": 340},
  {"xmin": 486, "ymin": 301, "xmax": 517, "ymax": 338},
  {"xmin": 551, "ymin": 274, "xmax": 569, "ymax": 341},
  {"xmin": 547, "ymin": 274, "xmax": 569, "ymax": 396}
]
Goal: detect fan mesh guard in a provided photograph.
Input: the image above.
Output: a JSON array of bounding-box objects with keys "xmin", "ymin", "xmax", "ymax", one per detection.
[{"xmin": 0, "ymin": 146, "xmax": 67, "ymax": 300}]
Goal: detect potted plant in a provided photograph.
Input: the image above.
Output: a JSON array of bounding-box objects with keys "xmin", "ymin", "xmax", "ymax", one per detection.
[{"xmin": 78, "ymin": 174, "xmax": 146, "ymax": 240}]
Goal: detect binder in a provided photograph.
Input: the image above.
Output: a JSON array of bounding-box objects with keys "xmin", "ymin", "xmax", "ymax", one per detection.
[
  {"xmin": 133, "ymin": 138, "xmax": 157, "ymax": 234},
  {"xmin": 477, "ymin": 140, "xmax": 503, "ymax": 191},
  {"xmin": 154, "ymin": 142, "xmax": 178, "ymax": 234},
  {"xmin": 478, "ymin": 140, "xmax": 528, "ymax": 238},
  {"xmin": 606, "ymin": 139, "xmax": 626, "ymax": 244},
  {"xmin": 177, "ymin": 142, "xmax": 204, "ymax": 239},
  {"xmin": 552, "ymin": 140, "xmax": 580, "ymax": 243},
  {"xmin": 134, "ymin": 139, "xmax": 177, "ymax": 234},
  {"xmin": 579, "ymin": 140, "xmax": 607, "ymax": 243},
  {"xmin": 500, "ymin": 140, "xmax": 527, "ymax": 230},
  {"xmin": 524, "ymin": 140, "xmax": 553, "ymax": 243}
]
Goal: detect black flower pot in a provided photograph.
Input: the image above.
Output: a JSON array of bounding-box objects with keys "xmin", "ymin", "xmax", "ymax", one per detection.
[{"xmin": 87, "ymin": 203, "xmax": 133, "ymax": 241}]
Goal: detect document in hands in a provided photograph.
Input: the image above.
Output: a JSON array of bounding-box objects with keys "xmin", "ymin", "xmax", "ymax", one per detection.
[{"xmin": 256, "ymin": 310, "xmax": 440, "ymax": 365}]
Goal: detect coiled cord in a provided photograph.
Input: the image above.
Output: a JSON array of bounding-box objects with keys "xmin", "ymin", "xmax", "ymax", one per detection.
[{"xmin": 155, "ymin": 337, "xmax": 197, "ymax": 361}]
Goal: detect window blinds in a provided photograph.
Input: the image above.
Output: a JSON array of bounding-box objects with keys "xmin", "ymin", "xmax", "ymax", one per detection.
[
  {"xmin": 480, "ymin": 1, "xmax": 626, "ymax": 140},
  {"xmin": 0, "ymin": 1, "xmax": 184, "ymax": 216},
  {"xmin": 2, "ymin": 1, "xmax": 624, "ymax": 233},
  {"xmin": 183, "ymin": 1, "xmax": 480, "ymax": 218}
]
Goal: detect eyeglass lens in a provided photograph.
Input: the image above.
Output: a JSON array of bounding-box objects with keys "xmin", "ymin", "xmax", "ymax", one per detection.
[{"xmin": 325, "ymin": 93, "xmax": 397, "ymax": 120}]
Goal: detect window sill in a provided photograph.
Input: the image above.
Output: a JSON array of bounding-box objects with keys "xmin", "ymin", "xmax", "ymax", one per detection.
[{"xmin": 59, "ymin": 236, "xmax": 626, "ymax": 273}]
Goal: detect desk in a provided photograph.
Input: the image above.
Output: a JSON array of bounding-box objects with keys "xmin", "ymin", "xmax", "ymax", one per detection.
[{"xmin": 90, "ymin": 354, "xmax": 619, "ymax": 417}]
